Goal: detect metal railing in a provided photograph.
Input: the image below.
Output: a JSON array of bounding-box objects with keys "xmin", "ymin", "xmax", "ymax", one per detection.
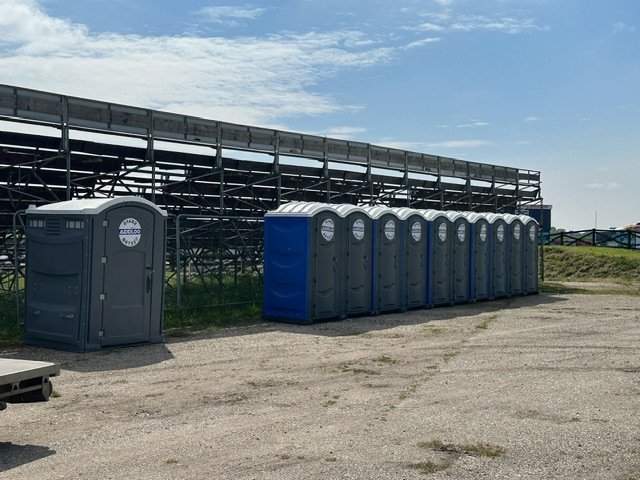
[{"xmin": 543, "ymin": 229, "xmax": 639, "ymax": 250}]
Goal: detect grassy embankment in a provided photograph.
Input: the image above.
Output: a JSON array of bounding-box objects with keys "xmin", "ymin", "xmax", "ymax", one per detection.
[{"xmin": 541, "ymin": 245, "xmax": 640, "ymax": 294}]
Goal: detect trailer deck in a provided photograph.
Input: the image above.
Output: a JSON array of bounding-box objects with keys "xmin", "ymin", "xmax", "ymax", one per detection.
[{"xmin": 0, "ymin": 358, "xmax": 60, "ymax": 410}]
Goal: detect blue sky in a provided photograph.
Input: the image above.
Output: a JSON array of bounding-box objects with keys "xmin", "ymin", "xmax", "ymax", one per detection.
[{"xmin": 0, "ymin": 0, "xmax": 638, "ymax": 229}]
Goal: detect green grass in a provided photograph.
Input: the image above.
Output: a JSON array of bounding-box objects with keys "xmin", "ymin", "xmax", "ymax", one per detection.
[{"xmin": 543, "ymin": 246, "xmax": 640, "ymax": 282}]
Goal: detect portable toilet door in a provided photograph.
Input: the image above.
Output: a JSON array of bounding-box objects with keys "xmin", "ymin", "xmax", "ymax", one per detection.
[
  {"xmin": 334, "ymin": 204, "xmax": 373, "ymax": 316},
  {"xmin": 466, "ymin": 212, "xmax": 490, "ymax": 301},
  {"xmin": 362, "ymin": 206, "xmax": 402, "ymax": 314},
  {"xmin": 263, "ymin": 202, "xmax": 343, "ymax": 324},
  {"xmin": 393, "ymin": 207, "xmax": 428, "ymax": 310},
  {"xmin": 421, "ymin": 210, "xmax": 452, "ymax": 306},
  {"xmin": 446, "ymin": 212, "xmax": 471, "ymax": 304},
  {"xmin": 504, "ymin": 214, "xmax": 525, "ymax": 296},
  {"xmin": 486, "ymin": 213, "xmax": 508, "ymax": 299},
  {"xmin": 25, "ymin": 196, "xmax": 167, "ymax": 351},
  {"xmin": 521, "ymin": 215, "xmax": 540, "ymax": 294}
]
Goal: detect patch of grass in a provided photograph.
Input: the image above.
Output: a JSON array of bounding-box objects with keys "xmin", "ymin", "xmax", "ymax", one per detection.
[
  {"xmin": 540, "ymin": 282, "xmax": 589, "ymax": 294},
  {"xmin": 405, "ymin": 460, "xmax": 452, "ymax": 474},
  {"xmin": 424, "ymin": 326, "xmax": 444, "ymax": 335},
  {"xmin": 277, "ymin": 453, "xmax": 291, "ymax": 460},
  {"xmin": 443, "ymin": 351, "xmax": 458, "ymax": 363},
  {"xmin": 166, "ymin": 458, "xmax": 179, "ymax": 465},
  {"xmin": 475, "ymin": 314, "xmax": 498, "ymax": 331},
  {"xmin": 325, "ymin": 457, "xmax": 337, "ymax": 462},
  {"xmin": 373, "ymin": 355, "xmax": 397, "ymax": 365},
  {"xmin": 338, "ymin": 362, "xmax": 380, "ymax": 375},
  {"xmin": 419, "ymin": 440, "xmax": 505, "ymax": 458},
  {"xmin": 50, "ymin": 390, "xmax": 61, "ymax": 398}
]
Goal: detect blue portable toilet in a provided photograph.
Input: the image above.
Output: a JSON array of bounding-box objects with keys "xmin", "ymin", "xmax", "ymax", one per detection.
[
  {"xmin": 334, "ymin": 204, "xmax": 373, "ymax": 316},
  {"xmin": 504, "ymin": 214, "xmax": 525, "ymax": 296},
  {"xmin": 263, "ymin": 202, "xmax": 344, "ymax": 324},
  {"xmin": 361, "ymin": 206, "xmax": 403, "ymax": 314},
  {"xmin": 446, "ymin": 212, "xmax": 471, "ymax": 304},
  {"xmin": 393, "ymin": 207, "xmax": 428, "ymax": 310},
  {"xmin": 486, "ymin": 213, "xmax": 509, "ymax": 299},
  {"xmin": 420, "ymin": 209, "xmax": 452, "ymax": 307},
  {"xmin": 465, "ymin": 212, "xmax": 490, "ymax": 302},
  {"xmin": 521, "ymin": 215, "xmax": 539, "ymax": 295}
]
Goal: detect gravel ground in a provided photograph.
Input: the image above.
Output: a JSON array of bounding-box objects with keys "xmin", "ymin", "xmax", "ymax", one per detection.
[{"xmin": 1, "ymin": 292, "xmax": 639, "ymax": 479}]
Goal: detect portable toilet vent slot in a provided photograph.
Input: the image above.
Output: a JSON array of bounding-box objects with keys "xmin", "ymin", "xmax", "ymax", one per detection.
[{"xmin": 25, "ymin": 196, "xmax": 167, "ymax": 351}]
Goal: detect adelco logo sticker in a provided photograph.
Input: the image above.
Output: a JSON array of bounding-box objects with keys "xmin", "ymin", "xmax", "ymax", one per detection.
[
  {"xmin": 411, "ymin": 221, "xmax": 422, "ymax": 242},
  {"xmin": 352, "ymin": 218, "xmax": 365, "ymax": 240},
  {"xmin": 119, "ymin": 218, "xmax": 142, "ymax": 247},
  {"xmin": 320, "ymin": 218, "xmax": 335, "ymax": 241},
  {"xmin": 384, "ymin": 220, "xmax": 395, "ymax": 240}
]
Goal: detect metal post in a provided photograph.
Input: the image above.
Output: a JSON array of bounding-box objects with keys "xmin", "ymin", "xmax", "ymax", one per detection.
[
  {"xmin": 148, "ymin": 110, "xmax": 156, "ymax": 203},
  {"xmin": 176, "ymin": 215, "xmax": 181, "ymax": 308},
  {"xmin": 13, "ymin": 210, "xmax": 25, "ymax": 325},
  {"xmin": 61, "ymin": 96, "xmax": 71, "ymax": 200}
]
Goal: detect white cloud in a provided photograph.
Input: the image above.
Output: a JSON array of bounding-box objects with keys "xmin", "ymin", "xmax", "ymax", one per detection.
[
  {"xmin": 413, "ymin": 13, "xmax": 547, "ymax": 35},
  {"xmin": 382, "ymin": 139, "xmax": 493, "ymax": 150},
  {"xmin": 197, "ymin": 5, "xmax": 267, "ymax": 25},
  {"xmin": 585, "ymin": 182, "xmax": 621, "ymax": 189},
  {"xmin": 403, "ymin": 37, "xmax": 442, "ymax": 49},
  {"xmin": 322, "ymin": 126, "xmax": 367, "ymax": 140},
  {"xmin": 0, "ymin": 1, "xmax": 393, "ymax": 126},
  {"xmin": 524, "ymin": 116, "xmax": 539, "ymax": 122},
  {"xmin": 456, "ymin": 121, "xmax": 489, "ymax": 128},
  {"xmin": 612, "ymin": 22, "xmax": 635, "ymax": 34}
]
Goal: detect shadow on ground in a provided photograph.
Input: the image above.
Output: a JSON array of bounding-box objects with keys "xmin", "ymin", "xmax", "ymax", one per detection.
[
  {"xmin": 0, "ymin": 343, "xmax": 175, "ymax": 373},
  {"xmin": 0, "ymin": 442, "xmax": 55, "ymax": 472}
]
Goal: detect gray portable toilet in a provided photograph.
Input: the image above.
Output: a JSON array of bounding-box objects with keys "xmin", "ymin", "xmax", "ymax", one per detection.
[
  {"xmin": 393, "ymin": 207, "xmax": 428, "ymax": 310},
  {"xmin": 504, "ymin": 214, "xmax": 525, "ymax": 296},
  {"xmin": 362, "ymin": 206, "xmax": 402, "ymax": 314},
  {"xmin": 521, "ymin": 215, "xmax": 539, "ymax": 294},
  {"xmin": 447, "ymin": 212, "xmax": 471, "ymax": 304},
  {"xmin": 25, "ymin": 196, "xmax": 167, "ymax": 351},
  {"xmin": 334, "ymin": 204, "xmax": 373, "ymax": 316},
  {"xmin": 465, "ymin": 212, "xmax": 490, "ymax": 301},
  {"xmin": 421, "ymin": 209, "xmax": 452, "ymax": 306},
  {"xmin": 486, "ymin": 213, "xmax": 508, "ymax": 299},
  {"xmin": 263, "ymin": 202, "xmax": 343, "ymax": 324}
]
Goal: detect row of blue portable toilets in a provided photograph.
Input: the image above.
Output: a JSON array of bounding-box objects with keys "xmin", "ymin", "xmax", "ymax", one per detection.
[{"xmin": 263, "ymin": 202, "xmax": 539, "ymax": 324}]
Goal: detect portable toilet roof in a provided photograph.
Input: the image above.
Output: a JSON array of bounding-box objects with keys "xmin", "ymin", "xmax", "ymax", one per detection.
[
  {"xmin": 27, "ymin": 196, "xmax": 167, "ymax": 216},
  {"xmin": 417, "ymin": 209, "xmax": 448, "ymax": 221},
  {"xmin": 265, "ymin": 202, "xmax": 335, "ymax": 217},
  {"xmin": 519, "ymin": 215, "xmax": 538, "ymax": 225},
  {"xmin": 463, "ymin": 212, "xmax": 483, "ymax": 223},
  {"xmin": 333, "ymin": 204, "xmax": 366, "ymax": 217},
  {"xmin": 391, "ymin": 207, "xmax": 419, "ymax": 220},
  {"xmin": 361, "ymin": 205, "xmax": 397, "ymax": 219},
  {"xmin": 503, "ymin": 213, "xmax": 521, "ymax": 224},
  {"xmin": 445, "ymin": 211, "xmax": 465, "ymax": 222},
  {"xmin": 484, "ymin": 213, "xmax": 503, "ymax": 224}
]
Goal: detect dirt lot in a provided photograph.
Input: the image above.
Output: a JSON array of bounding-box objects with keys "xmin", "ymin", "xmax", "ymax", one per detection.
[{"xmin": 1, "ymin": 292, "xmax": 639, "ymax": 479}]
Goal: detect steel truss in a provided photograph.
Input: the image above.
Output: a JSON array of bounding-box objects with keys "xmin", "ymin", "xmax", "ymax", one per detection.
[{"xmin": 0, "ymin": 84, "xmax": 541, "ymax": 308}]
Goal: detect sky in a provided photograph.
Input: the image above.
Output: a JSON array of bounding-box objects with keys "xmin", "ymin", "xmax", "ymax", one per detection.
[{"xmin": 0, "ymin": 0, "xmax": 638, "ymax": 229}]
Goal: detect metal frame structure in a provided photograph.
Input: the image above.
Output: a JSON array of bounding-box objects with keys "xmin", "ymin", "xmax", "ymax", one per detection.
[{"xmin": 0, "ymin": 84, "xmax": 541, "ymax": 312}]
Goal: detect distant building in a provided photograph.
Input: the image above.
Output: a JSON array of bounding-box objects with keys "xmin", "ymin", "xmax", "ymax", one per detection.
[{"xmin": 515, "ymin": 205, "xmax": 552, "ymax": 234}]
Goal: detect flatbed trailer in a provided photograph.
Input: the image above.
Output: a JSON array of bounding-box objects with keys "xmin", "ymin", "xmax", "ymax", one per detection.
[{"xmin": 0, "ymin": 359, "xmax": 60, "ymax": 411}]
